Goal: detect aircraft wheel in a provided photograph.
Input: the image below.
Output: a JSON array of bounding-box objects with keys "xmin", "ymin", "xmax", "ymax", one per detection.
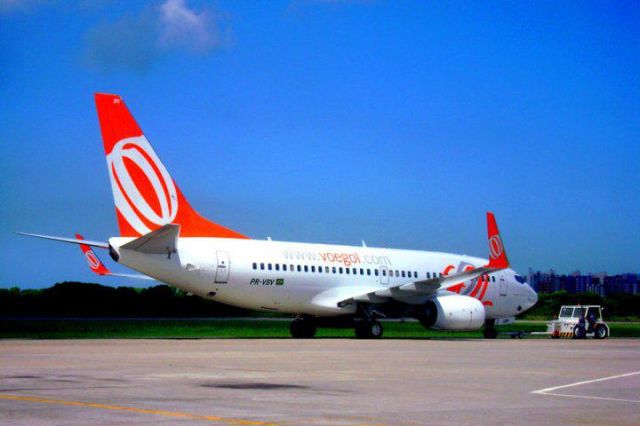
[
  {"xmin": 290, "ymin": 318, "xmax": 317, "ymax": 338},
  {"xmin": 594, "ymin": 324, "xmax": 608, "ymax": 339},
  {"xmin": 483, "ymin": 327, "xmax": 498, "ymax": 339},
  {"xmin": 355, "ymin": 320, "xmax": 383, "ymax": 339}
]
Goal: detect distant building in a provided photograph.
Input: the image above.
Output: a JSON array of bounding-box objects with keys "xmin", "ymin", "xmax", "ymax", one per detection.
[{"xmin": 526, "ymin": 269, "xmax": 638, "ymax": 295}]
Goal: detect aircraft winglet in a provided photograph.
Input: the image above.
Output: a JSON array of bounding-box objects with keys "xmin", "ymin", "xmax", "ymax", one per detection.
[{"xmin": 486, "ymin": 212, "xmax": 509, "ymax": 269}]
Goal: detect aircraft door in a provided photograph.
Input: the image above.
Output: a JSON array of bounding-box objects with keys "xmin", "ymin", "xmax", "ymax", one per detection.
[
  {"xmin": 499, "ymin": 273, "xmax": 507, "ymax": 296},
  {"xmin": 215, "ymin": 250, "xmax": 230, "ymax": 284},
  {"xmin": 379, "ymin": 265, "xmax": 389, "ymax": 285}
]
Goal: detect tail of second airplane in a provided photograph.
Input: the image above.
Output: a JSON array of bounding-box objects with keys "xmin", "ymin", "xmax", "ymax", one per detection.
[{"xmin": 94, "ymin": 93, "xmax": 248, "ymax": 239}]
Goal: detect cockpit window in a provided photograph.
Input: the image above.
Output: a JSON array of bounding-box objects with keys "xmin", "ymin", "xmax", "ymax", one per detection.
[{"xmin": 514, "ymin": 275, "xmax": 526, "ymax": 284}]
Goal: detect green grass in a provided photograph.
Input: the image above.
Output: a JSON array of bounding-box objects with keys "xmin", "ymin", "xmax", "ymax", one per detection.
[{"xmin": 2, "ymin": 319, "xmax": 639, "ymax": 339}]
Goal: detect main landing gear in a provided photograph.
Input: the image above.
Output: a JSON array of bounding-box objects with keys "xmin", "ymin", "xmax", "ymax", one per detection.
[
  {"xmin": 288, "ymin": 316, "xmax": 384, "ymax": 339},
  {"xmin": 289, "ymin": 316, "xmax": 317, "ymax": 338},
  {"xmin": 354, "ymin": 320, "xmax": 384, "ymax": 339}
]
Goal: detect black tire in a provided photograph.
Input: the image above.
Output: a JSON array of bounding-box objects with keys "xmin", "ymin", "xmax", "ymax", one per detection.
[
  {"xmin": 290, "ymin": 318, "xmax": 317, "ymax": 338},
  {"xmin": 483, "ymin": 327, "xmax": 498, "ymax": 339},
  {"xmin": 355, "ymin": 320, "xmax": 383, "ymax": 339},
  {"xmin": 594, "ymin": 324, "xmax": 608, "ymax": 339},
  {"xmin": 573, "ymin": 324, "xmax": 586, "ymax": 339}
]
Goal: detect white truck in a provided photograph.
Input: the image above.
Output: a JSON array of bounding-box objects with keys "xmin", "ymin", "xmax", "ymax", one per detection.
[{"xmin": 547, "ymin": 305, "xmax": 609, "ymax": 339}]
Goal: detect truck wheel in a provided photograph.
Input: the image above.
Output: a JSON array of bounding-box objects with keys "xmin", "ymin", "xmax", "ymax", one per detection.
[
  {"xmin": 594, "ymin": 324, "xmax": 608, "ymax": 339},
  {"xmin": 573, "ymin": 324, "xmax": 586, "ymax": 339}
]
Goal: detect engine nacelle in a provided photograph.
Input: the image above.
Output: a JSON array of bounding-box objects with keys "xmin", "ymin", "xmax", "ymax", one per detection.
[{"xmin": 418, "ymin": 295, "xmax": 485, "ymax": 331}]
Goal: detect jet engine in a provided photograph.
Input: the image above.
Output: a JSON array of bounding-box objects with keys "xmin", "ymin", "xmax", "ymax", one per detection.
[{"xmin": 417, "ymin": 295, "xmax": 485, "ymax": 331}]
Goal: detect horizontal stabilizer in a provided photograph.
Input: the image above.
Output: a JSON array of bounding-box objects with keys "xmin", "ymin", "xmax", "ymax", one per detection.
[
  {"xmin": 16, "ymin": 232, "xmax": 109, "ymax": 249},
  {"xmin": 121, "ymin": 224, "xmax": 179, "ymax": 254},
  {"xmin": 76, "ymin": 234, "xmax": 154, "ymax": 280}
]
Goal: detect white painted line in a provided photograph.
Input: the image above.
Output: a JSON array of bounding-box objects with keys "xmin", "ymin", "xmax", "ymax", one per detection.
[
  {"xmin": 538, "ymin": 392, "xmax": 640, "ymax": 404},
  {"xmin": 532, "ymin": 371, "xmax": 640, "ymax": 403},
  {"xmin": 532, "ymin": 371, "xmax": 640, "ymax": 394}
]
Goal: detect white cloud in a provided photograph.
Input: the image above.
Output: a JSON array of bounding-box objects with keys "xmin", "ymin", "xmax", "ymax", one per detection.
[
  {"xmin": 84, "ymin": 0, "xmax": 229, "ymax": 73},
  {"xmin": 159, "ymin": 0, "xmax": 219, "ymax": 52}
]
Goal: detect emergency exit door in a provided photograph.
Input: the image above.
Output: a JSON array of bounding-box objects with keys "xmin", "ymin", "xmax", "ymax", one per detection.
[{"xmin": 215, "ymin": 250, "xmax": 230, "ymax": 284}]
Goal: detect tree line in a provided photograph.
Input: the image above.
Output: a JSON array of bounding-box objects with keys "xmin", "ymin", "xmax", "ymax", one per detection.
[
  {"xmin": 1, "ymin": 282, "xmax": 639, "ymax": 319},
  {"xmin": 0, "ymin": 282, "xmax": 252, "ymax": 317},
  {"xmin": 522, "ymin": 290, "xmax": 640, "ymax": 320}
]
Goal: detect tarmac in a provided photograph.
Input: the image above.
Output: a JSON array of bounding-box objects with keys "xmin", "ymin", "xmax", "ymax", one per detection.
[{"xmin": 1, "ymin": 338, "xmax": 639, "ymax": 425}]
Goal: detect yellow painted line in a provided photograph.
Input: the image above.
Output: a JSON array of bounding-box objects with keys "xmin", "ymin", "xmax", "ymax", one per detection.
[{"xmin": 0, "ymin": 394, "xmax": 279, "ymax": 425}]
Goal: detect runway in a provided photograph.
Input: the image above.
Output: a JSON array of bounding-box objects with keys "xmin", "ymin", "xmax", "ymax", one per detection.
[{"xmin": 1, "ymin": 339, "xmax": 639, "ymax": 425}]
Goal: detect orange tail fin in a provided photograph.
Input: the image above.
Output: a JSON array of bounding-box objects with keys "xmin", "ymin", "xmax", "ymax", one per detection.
[
  {"xmin": 486, "ymin": 212, "xmax": 509, "ymax": 269},
  {"xmin": 94, "ymin": 93, "xmax": 248, "ymax": 239}
]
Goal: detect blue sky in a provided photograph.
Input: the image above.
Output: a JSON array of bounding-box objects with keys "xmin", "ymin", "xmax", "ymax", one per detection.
[{"xmin": 1, "ymin": 1, "xmax": 638, "ymax": 288}]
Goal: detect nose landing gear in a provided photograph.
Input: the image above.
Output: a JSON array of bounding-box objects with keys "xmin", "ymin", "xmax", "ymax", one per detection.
[{"xmin": 483, "ymin": 319, "xmax": 498, "ymax": 339}]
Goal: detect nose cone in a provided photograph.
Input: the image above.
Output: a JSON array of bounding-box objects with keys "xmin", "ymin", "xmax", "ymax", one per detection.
[{"xmin": 523, "ymin": 285, "xmax": 538, "ymax": 312}]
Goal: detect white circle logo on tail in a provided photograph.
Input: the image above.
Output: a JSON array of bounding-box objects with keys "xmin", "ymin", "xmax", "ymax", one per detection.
[
  {"xmin": 489, "ymin": 235, "xmax": 503, "ymax": 259},
  {"xmin": 106, "ymin": 136, "xmax": 178, "ymax": 235},
  {"xmin": 85, "ymin": 251, "xmax": 101, "ymax": 270}
]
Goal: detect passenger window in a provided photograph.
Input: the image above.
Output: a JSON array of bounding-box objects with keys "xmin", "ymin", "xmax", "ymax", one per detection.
[
  {"xmin": 304, "ymin": 265, "xmax": 308, "ymax": 272},
  {"xmin": 427, "ymin": 272, "xmax": 431, "ymax": 279},
  {"xmin": 252, "ymin": 262, "xmax": 257, "ymax": 270},
  {"xmin": 414, "ymin": 272, "xmax": 418, "ymax": 278},
  {"xmin": 402, "ymin": 271, "xmax": 406, "ymax": 278},
  {"xmin": 325, "ymin": 266, "xmax": 330, "ymax": 273},
  {"xmin": 332, "ymin": 267, "xmax": 337, "ymax": 274},
  {"xmin": 360, "ymin": 268, "xmax": 364, "ymax": 275},
  {"xmin": 352, "ymin": 268, "xmax": 357, "ymax": 275},
  {"xmin": 492, "ymin": 276, "xmax": 496, "ymax": 282},
  {"xmin": 297, "ymin": 265, "xmax": 301, "ymax": 272},
  {"xmin": 395, "ymin": 270, "xmax": 399, "ymax": 277},
  {"xmin": 283, "ymin": 264, "xmax": 287, "ymax": 271},
  {"xmin": 268, "ymin": 263, "xmax": 272, "ymax": 270},
  {"xmin": 346, "ymin": 268, "xmax": 350, "ymax": 275},
  {"xmin": 311, "ymin": 266, "xmax": 315, "ymax": 273},
  {"xmin": 367, "ymin": 269, "xmax": 371, "ymax": 276},
  {"xmin": 290, "ymin": 264, "xmax": 294, "ymax": 271},
  {"xmin": 375, "ymin": 269, "xmax": 379, "ymax": 276},
  {"xmin": 260, "ymin": 263, "xmax": 265, "ymax": 270},
  {"xmin": 275, "ymin": 264, "xmax": 280, "ymax": 271},
  {"xmin": 339, "ymin": 267, "xmax": 343, "ymax": 274},
  {"xmin": 317, "ymin": 266, "xmax": 322, "ymax": 274},
  {"xmin": 382, "ymin": 269, "xmax": 387, "ymax": 276}
]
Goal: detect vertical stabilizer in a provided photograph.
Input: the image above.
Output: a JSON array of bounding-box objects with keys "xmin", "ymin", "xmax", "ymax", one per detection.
[{"xmin": 94, "ymin": 93, "xmax": 248, "ymax": 239}]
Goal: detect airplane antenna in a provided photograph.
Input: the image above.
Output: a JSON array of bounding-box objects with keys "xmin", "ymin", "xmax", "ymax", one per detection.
[{"xmin": 361, "ymin": 240, "xmax": 367, "ymax": 247}]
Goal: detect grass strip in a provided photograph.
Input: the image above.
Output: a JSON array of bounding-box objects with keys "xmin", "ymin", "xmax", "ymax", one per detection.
[{"xmin": 2, "ymin": 319, "xmax": 639, "ymax": 339}]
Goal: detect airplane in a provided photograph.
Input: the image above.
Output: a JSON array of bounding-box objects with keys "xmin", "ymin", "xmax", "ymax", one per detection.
[{"xmin": 19, "ymin": 93, "xmax": 538, "ymax": 339}]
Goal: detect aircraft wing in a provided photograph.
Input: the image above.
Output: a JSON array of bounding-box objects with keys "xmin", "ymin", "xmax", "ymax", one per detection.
[
  {"xmin": 77, "ymin": 234, "xmax": 154, "ymax": 281},
  {"xmin": 338, "ymin": 212, "xmax": 510, "ymax": 307}
]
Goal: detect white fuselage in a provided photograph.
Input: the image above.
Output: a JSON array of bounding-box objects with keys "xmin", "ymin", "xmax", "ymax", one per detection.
[{"xmin": 110, "ymin": 237, "xmax": 537, "ymax": 319}]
